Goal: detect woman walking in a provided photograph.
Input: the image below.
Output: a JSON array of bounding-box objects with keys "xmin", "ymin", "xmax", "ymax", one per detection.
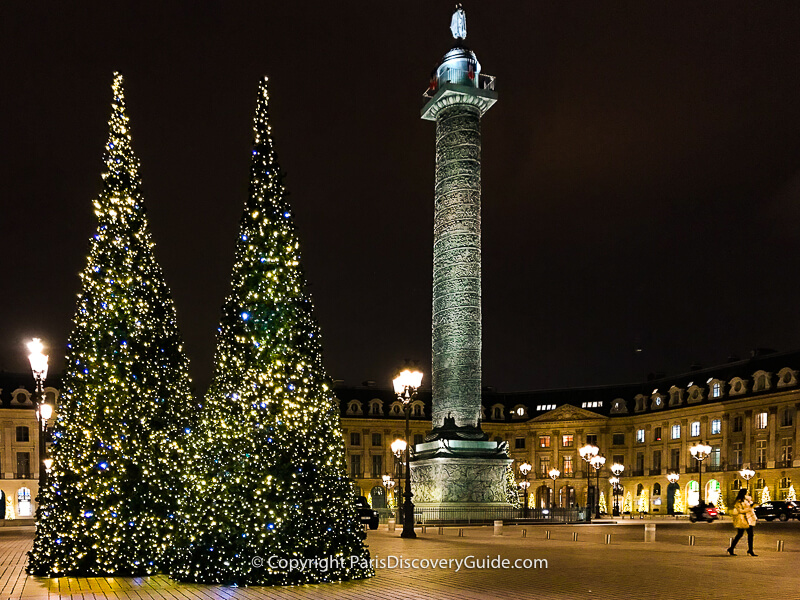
[{"xmin": 727, "ymin": 488, "xmax": 758, "ymax": 556}]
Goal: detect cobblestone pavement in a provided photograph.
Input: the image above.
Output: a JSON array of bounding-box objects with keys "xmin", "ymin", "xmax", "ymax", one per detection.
[{"xmin": 2, "ymin": 520, "xmax": 799, "ymax": 600}]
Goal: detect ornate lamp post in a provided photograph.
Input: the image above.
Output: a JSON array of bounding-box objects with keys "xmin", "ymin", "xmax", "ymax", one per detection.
[
  {"xmin": 382, "ymin": 474, "xmax": 396, "ymax": 515},
  {"xmin": 689, "ymin": 442, "xmax": 712, "ymax": 507},
  {"xmin": 519, "ymin": 461, "xmax": 531, "ymax": 515},
  {"xmin": 739, "ymin": 468, "xmax": 755, "ymax": 493},
  {"xmin": 666, "ymin": 472, "xmax": 680, "ymax": 516},
  {"xmin": 548, "ymin": 468, "xmax": 560, "ymax": 511},
  {"xmin": 27, "ymin": 339, "xmax": 51, "ymax": 489},
  {"xmin": 390, "ymin": 439, "xmax": 406, "ymax": 523},
  {"xmin": 590, "ymin": 455, "xmax": 606, "ymax": 518},
  {"xmin": 579, "ymin": 443, "xmax": 599, "ymax": 520},
  {"xmin": 392, "ymin": 368, "xmax": 423, "ymax": 539},
  {"xmin": 610, "ymin": 463, "xmax": 624, "ymax": 516}
]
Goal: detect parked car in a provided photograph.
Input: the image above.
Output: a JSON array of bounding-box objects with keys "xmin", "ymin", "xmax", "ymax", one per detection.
[
  {"xmin": 754, "ymin": 500, "xmax": 800, "ymax": 522},
  {"xmin": 689, "ymin": 502, "xmax": 719, "ymax": 523},
  {"xmin": 355, "ymin": 496, "xmax": 380, "ymax": 530}
]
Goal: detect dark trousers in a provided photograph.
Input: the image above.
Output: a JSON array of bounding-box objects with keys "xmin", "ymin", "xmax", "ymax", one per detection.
[{"xmin": 730, "ymin": 526, "xmax": 754, "ymax": 551}]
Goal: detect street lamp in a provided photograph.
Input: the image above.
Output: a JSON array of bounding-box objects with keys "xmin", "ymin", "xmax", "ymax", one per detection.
[
  {"xmin": 382, "ymin": 474, "xmax": 396, "ymax": 515},
  {"xmin": 519, "ymin": 461, "xmax": 531, "ymax": 515},
  {"xmin": 590, "ymin": 455, "xmax": 606, "ymax": 518},
  {"xmin": 548, "ymin": 468, "xmax": 560, "ymax": 511},
  {"xmin": 390, "ymin": 439, "xmax": 406, "ymax": 522},
  {"xmin": 666, "ymin": 472, "xmax": 680, "ymax": 516},
  {"xmin": 27, "ymin": 339, "xmax": 51, "ymax": 489},
  {"xmin": 689, "ymin": 442, "xmax": 712, "ymax": 507},
  {"xmin": 579, "ymin": 443, "xmax": 599, "ymax": 520},
  {"xmin": 392, "ymin": 368, "xmax": 423, "ymax": 539},
  {"xmin": 610, "ymin": 463, "xmax": 624, "ymax": 516},
  {"xmin": 739, "ymin": 468, "xmax": 755, "ymax": 492}
]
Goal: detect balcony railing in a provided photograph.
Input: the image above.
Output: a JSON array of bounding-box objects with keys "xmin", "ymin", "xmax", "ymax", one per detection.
[
  {"xmin": 423, "ymin": 71, "xmax": 497, "ymax": 99},
  {"xmin": 752, "ymin": 462, "xmax": 768, "ymax": 470},
  {"xmin": 686, "ymin": 465, "xmax": 699, "ymax": 473},
  {"xmin": 649, "ymin": 469, "xmax": 662, "ymax": 476},
  {"xmin": 14, "ymin": 472, "xmax": 33, "ymax": 479},
  {"xmin": 727, "ymin": 463, "xmax": 743, "ymax": 471},
  {"xmin": 631, "ymin": 470, "xmax": 644, "ymax": 477},
  {"xmin": 706, "ymin": 464, "xmax": 723, "ymax": 472},
  {"xmin": 777, "ymin": 460, "xmax": 793, "ymax": 468}
]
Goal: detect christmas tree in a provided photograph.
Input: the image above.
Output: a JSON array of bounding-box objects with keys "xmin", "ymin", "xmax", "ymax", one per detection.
[
  {"xmin": 170, "ymin": 77, "xmax": 371, "ymax": 586},
  {"xmin": 623, "ymin": 491, "xmax": 632, "ymax": 513},
  {"xmin": 787, "ymin": 485, "xmax": 797, "ymax": 502},
  {"xmin": 599, "ymin": 491, "xmax": 607, "ymax": 514},
  {"xmin": 674, "ymin": 488, "xmax": 685, "ymax": 514},
  {"xmin": 27, "ymin": 73, "xmax": 195, "ymax": 576},
  {"xmin": 760, "ymin": 486, "xmax": 771, "ymax": 503},
  {"xmin": 6, "ymin": 496, "xmax": 15, "ymax": 520},
  {"xmin": 637, "ymin": 490, "xmax": 649, "ymax": 513},
  {"xmin": 506, "ymin": 465, "xmax": 521, "ymax": 508}
]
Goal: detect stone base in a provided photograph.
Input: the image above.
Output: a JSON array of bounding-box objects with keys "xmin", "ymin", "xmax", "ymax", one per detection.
[{"xmin": 410, "ymin": 439, "xmax": 512, "ymax": 505}]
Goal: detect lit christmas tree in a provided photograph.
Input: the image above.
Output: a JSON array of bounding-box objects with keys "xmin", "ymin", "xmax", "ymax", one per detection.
[
  {"xmin": 760, "ymin": 486, "xmax": 771, "ymax": 503},
  {"xmin": 599, "ymin": 491, "xmax": 607, "ymax": 514},
  {"xmin": 27, "ymin": 73, "xmax": 195, "ymax": 576},
  {"xmin": 170, "ymin": 77, "xmax": 371, "ymax": 586},
  {"xmin": 637, "ymin": 490, "xmax": 649, "ymax": 513},
  {"xmin": 506, "ymin": 466, "xmax": 521, "ymax": 508},
  {"xmin": 787, "ymin": 485, "xmax": 797, "ymax": 502},
  {"xmin": 674, "ymin": 488, "xmax": 685, "ymax": 514},
  {"xmin": 623, "ymin": 491, "xmax": 632, "ymax": 513},
  {"xmin": 6, "ymin": 496, "xmax": 15, "ymax": 520}
]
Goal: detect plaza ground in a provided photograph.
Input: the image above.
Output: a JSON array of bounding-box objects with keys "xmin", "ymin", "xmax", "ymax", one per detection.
[{"xmin": 2, "ymin": 518, "xmax": 799, "ymax": 600}]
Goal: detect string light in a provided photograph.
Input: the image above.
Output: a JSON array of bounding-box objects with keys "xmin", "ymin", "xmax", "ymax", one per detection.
[
  {"xmin": 169, "ymin": 77, "xmax": 372, "ymax": 585},
  {"xmin": 27, "ymin": 73, "xmax": 195, "ymax": 577}
]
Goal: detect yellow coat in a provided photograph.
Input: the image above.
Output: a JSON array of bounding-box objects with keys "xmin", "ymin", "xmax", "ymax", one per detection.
[{"xmin": 731, "ymin": 500, "xmax": 757, "ymax": 529}]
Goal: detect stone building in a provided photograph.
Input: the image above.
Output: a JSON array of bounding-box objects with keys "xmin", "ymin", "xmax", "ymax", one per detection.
[
  {"xmin": 0, "ymin": 372, "xmax": 57, "ymax": 522},
  {"xmin": 339, "ymin": 349, "xmax": 799, "ymax": 514}
]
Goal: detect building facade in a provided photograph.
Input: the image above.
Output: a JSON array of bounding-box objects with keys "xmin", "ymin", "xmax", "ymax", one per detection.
[
  {"xmin": 339, "ymin": 350, "xmax": 799, "ymax": 514},
  {"xmin": 0, "ymin": 373, "xmax": 57, "ymax": 522}
]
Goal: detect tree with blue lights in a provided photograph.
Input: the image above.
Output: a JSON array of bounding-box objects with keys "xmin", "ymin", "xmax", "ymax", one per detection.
[
  {"xmin": 27, "ymin": 73, "xmax": 195, "ymax": 576},
  {"xmin": 170, "ymin": 77, "xmax": 372, "ymax": 586}
]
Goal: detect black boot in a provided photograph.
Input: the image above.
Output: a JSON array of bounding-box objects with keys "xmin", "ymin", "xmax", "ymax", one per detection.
[{"xmin": 727, "ymin": 547, "xmax": 736, "ymax": 556}]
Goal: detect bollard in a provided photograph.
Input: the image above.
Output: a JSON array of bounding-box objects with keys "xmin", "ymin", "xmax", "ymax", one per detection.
[
  {"xmin": 438, "ymin": 526, "xmax": 444, "ymax": 535},
  {"xmin": 572, "ymin": 531, "xmax": 579, "ymax": 542},
  {"xmin": 777, "ymin": 540, "xmax": 785, "ymax": 552},
  {"xmin": 421, "ymin": 525, "xmax": 427, "ymax": 534},
  {"xmin": 644, "ymin": 523, "xmax": 656, "ymax": 543},
  {"xmin": 689, "ymin": 535, "xmax": 695, "ymax": 546},
  {"xmin": 604, "ymin": 534, "xmax": 611, "ymax": 545},
  {"xmin": 493, "ymin": 520, "xmax": 503, "ymax": 536},
  {"xmin": 545, "ymin": 530, "xmax": 551, "ymax": 540},
  {"xmin": 387, "ymin": 518, "xmax": 396, "ymax": 532},
  {"xmin": 730, "ymin": 537, "xmax": 734, "ymax": 549},
  {"xmin": 458, "ymin": 528, "xmax": 464, "ymax": 537},
  {"xmin": 522, "ymin": 529, "xmax": 527, "ymax": 538}
]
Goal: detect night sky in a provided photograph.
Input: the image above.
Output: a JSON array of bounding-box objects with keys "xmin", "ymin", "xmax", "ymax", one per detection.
[{"xmin": 3, "ymin": 1, "xmax": 800, "ymax": 393}]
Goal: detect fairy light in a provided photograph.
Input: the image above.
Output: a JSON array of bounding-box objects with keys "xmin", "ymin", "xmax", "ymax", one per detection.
[{"xmin": 27, "ymin": 73, "xmax": 195, "ymax": 577}]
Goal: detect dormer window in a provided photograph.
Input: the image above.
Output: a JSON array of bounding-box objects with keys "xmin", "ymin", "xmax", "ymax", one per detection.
[
  {"xmin": 707, "ymin": 379, "xmax": 725, "ymax": 399},
  {"xmin": 634, "ymin": 394, "xmax": 647, "ymax": 412},
  {"xmin": 651, "ymin": 393, "xmax": 665, "ymax": 410},
  {"xmin": 369, "ymin": 399, "xmax": 383, "ymax": 416},
  {"xmin": 492, "ymin": 405, "xmax": 504, "ymax": 420},
  {"xmin": 712, "ymin": 383, "xmax": 721, "ymax": 398},
  {"xmin": 668, "ymin": 386, "xmax": 683, "ymax": 407},
  {"xmin": 346, "ymin": 400, "xmax": 363, "ymax": 416},
  {"xmin": 752, "ymin": 370, "xmax": 772, "ymax": 392},
  {"xmin": 687, "ymin": 385, "xmax": 704, "ymax": 404},
  {"xmin": 413, "ymin": 403, "xmax": 423, "ymax": 417},
  {"xmin": 777, "ymin": 367, "xmax": 798, "ymax": 388},
  {"xmin": 728, "ymin": 377, "xmax": 747, "ymax": 396},
  {"xmin": 610, "ymin": 398, "xmax": 628, "ymax": 414},
  {"xmin": 512, "ymin": 405, "xmax": 527, "ymax": 419}
]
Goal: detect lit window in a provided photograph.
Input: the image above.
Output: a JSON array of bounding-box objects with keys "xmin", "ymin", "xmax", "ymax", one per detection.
[
  {"xmin": 562, "ymin": 455, "xmax": 573, "ymax": 474},
  {"xmin": 516, "ymin": 407, "xmax": 525, "ymax": 416},
  {"xmin": 711, "ymin": 419, "xmax": 721, "ymax": 435},
  {"xmin": 17, "ymin": 488, "xmax": 31, "ymax": 517},
  {"xmin": 755, "ymin": 412, "xmax": 768, "ymax": 429},
  {"xmin": 562, "ymin": 435, "xmax": 573, "ymax": 447},
  {"xmin": 690, "ymin": 421, "xmax": 700, "ymax": 437},
  {"xmin": 712, "ymin": 382, "xmax": 721, "ymax": 398},
  {"xmin": 539, "ymin": 436, "xmax": 551, "ymax": 448},
  {"xmin": 636, "ymin": 429, "xmax": 645, "ymax": 443},
  {"xmin": 671, "ymin": 424, "xmax": 681, "ymax": 440}
]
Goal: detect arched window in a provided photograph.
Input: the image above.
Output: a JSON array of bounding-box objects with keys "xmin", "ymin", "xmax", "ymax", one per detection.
[
  {"xmin": 413, "ymin": 404, "xmax": 422, "ymax": 417},
  {"xmin": 636, "ymin": 483, "xmax": 644, "ymax": 496},
  {"xmin": 493, "ymin": 407, "xmax": 502, "ymax": 419},
  {"xmin": 653, "ymin": 483, "xmax": 662, "ymax": 496},
  {"xmin": 731, "ymin": 479, "xmax": 742, "ymax": 490},
  {"xmin": 755, "ymin": 478, "xmax": 765, "ymax": 490},
  {"xmin": 687, "ymin": 480, "xmax": 700, "ymax": 507},
  {"xmin": 17, "ymin": 488, "xmax": 31, "ymax": 517},
  {"xmin": 781, "ymin": 477, "xmax": 791, "ymax": 489}
]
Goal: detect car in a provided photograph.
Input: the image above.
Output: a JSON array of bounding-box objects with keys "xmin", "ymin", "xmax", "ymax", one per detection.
[
  {"xmin": 688, "ymin": 502, "xmax": 719, "ymax": 523},
  {"xmin": 754, "ymin": 500, "xmax": 800, "ymax": 522},
  {"xmin": 355, "ymin": 496, "xmax": 380, "ymax": 530}
]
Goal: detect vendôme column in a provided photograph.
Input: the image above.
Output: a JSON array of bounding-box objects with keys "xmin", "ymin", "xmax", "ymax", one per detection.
[{"xmin": 411, "ymin": 5, "xmax": 511, "ymax": 515}]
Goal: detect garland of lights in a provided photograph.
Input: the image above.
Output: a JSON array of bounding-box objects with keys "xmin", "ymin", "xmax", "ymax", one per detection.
[
  {"xmin": 27, "ymin": 73, "xmax": 195, "ymax": 577},
  {"xmin": 169, "ymin": 77, "xmax": 372, "ymax": 586}
]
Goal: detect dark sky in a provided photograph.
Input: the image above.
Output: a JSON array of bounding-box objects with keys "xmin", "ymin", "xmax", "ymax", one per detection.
[{"xmin": 3, "ymin": 1, "xmax": 800, "ymax": 393}]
